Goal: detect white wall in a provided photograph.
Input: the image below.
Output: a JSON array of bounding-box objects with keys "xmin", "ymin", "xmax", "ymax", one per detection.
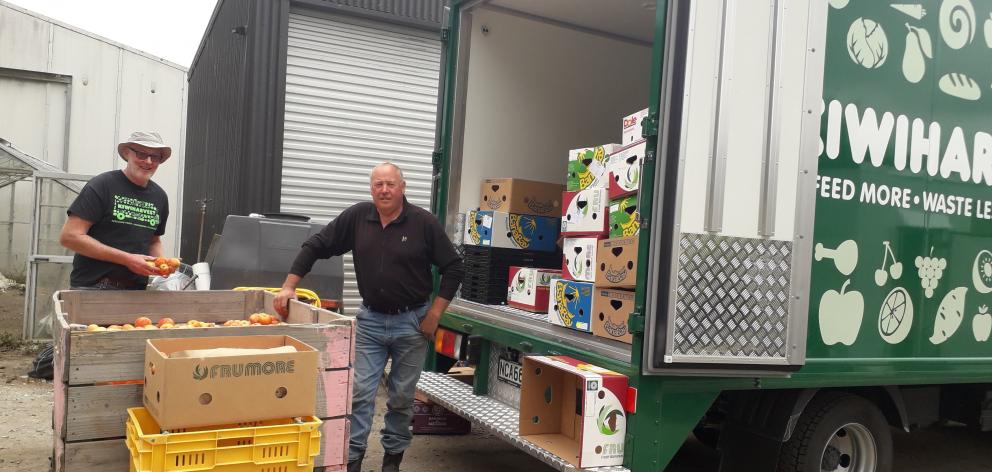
[
  {"xmin": 676, "ymin": 0, "xmax": 813, "ymax": 241},
  {"xmin": 0, "ymin": 2, "xmax": 187, "ymax": 275},
  {"xmin": 456, "ymin": 7, "xmax": 652, "ymax": 214}
]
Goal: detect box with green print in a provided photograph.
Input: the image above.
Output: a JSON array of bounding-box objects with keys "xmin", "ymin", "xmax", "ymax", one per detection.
[
  {"xmin": 548, "ymin": 279, "xmax": 595, "ymax": 332},
  {"xmin": 561, "ymin": 187, "xmax": 609, "ymax": 236},
  {"xmin": 608, "ymin": 195, "xmax": 639, "ymax": 238},
  {"xmin": 607, "ymin": 139, "xmax": 645, "ymax": 199},
  {"xmin": 567, "ymin": 143, "xmax": 620, "ymax": 191},
  {"xmin": 518, "ymin": 355, "xmax": 627, "ymax": 468},
  {"xmin": 463, "ymin": 210, "xmax": 560, "ymax": 252},
  {"xmin": 507, "ymin": 266, "xmax": 561, "ymax": 312}
]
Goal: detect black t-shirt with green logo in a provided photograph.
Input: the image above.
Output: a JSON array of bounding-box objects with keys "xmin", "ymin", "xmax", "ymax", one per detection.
[{"xmin": 67, "ymin": 170, "xmax": 169, "ymax": 287}]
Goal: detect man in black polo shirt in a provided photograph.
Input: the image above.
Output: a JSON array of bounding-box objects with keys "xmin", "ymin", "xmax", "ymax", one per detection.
[{"xmin": 274, "ymin": 162, "xmax": 463, "ymax": 472}]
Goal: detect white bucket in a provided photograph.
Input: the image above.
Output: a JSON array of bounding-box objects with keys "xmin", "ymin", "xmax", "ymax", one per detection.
[{"xmin": 191, "ymin": 262, "xmax": 211, "ymax": 290}]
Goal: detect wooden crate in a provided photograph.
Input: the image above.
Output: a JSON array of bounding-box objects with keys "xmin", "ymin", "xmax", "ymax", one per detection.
[{"xmin": 52, "ymin": 290, "xmax": 355, "ymax": 472}]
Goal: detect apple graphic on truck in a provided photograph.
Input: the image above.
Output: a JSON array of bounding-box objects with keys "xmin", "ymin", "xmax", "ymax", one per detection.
[{"xmin": 819, "ymin": 280, "xmax": 864, "ymax": 346}]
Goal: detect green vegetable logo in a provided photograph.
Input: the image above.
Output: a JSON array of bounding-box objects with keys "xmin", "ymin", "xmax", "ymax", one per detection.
[{"xmin": 193, "ymin": 365, "xmax": 208, "ymax": 380}]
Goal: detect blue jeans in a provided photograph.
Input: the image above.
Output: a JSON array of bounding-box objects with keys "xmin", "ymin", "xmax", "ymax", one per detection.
[{"xmin": 349, "ymin": 304, "xmax": 429, "ymax": 461}]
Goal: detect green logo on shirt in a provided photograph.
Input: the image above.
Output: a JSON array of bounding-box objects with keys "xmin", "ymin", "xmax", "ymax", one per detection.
[{"xmin": 112, "ymin": 194, "xmax": 160, "ymax": 229}]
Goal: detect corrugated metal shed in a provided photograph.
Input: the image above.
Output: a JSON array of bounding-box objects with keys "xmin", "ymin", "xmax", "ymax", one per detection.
[{"xmin": 182, "ymin": 0, "xmax": 446, "ymax": 313}]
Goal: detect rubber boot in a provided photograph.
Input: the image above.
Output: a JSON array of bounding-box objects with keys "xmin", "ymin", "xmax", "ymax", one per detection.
[{"xmin": 381, "ymin": 451, "xmax": 404, "ymax": 472}]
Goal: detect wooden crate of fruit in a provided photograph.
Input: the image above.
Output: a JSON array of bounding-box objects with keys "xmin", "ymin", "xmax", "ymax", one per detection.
[{"xmin": 51, "ymin": 289, "xmax": 354, "ymax": 472}]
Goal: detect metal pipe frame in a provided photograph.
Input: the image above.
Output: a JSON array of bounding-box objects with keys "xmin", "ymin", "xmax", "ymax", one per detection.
[
  {"xmin": 758, "ymin": 0, "xmax": 784, "ymax": 237},
  {"xmin": 703, "ymin": 0, "xmax": 736, "ymax": 233}
]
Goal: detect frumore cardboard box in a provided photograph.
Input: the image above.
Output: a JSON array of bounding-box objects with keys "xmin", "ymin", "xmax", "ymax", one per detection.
[
  {"xmin": 567, "ymin": 143, "xmax": 620, "ymax": 191},
  {"xmin": 507, "ymin": 266, "xmax": 562, "ymax": 312},
  {"xmin": 548, "ymin": 279, "xmax": 594, "ymax": 332},
  {"xmin": 562, "ymin": 237, "xmax": 599, "ymax": 282},
  {"xmin": 607, "ymin": 140, "xmax": 646, "ymax": 199},
  {"xmin": 519, "ymin": 356, "xmax": 628, "ymax": 468},
  {"xmin": 143, "ymin": 335, "xmax": 319, "ymax": 430},
  {"xmin": 621, "ymin": 108, "xmax": 648, "ymax": 145},
  {"xmin": 595, "ymin": 236, "xmax": 639, "ymax": 288},
  {"xmin": 464, "ymin": 210, "xmax": 560, "ymax": 252},
  {"xmin": 593, "ymin": 288, "xmax": 635, "ymax": 344},
  {"xmin": 480, "ymin": 178, "xmax": 565, "ymax": 217},
  {"xmin": 609, "ymin": 195, "xmax": 640, "ymax": 238},
  {"xmin": 561, "ymin": 188, "xmax": 609, "ymax": 236}
]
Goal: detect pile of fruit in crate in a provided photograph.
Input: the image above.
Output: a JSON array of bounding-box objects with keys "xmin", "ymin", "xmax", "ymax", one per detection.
[{"xmin": 80, "ymin": 313, "xmax": 283, "ymax": 332}]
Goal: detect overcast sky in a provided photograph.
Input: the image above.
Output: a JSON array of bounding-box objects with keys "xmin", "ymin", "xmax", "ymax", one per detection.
[{"xmin": 6, "ymin": 0, "xmax": 218, "ymax": 67}]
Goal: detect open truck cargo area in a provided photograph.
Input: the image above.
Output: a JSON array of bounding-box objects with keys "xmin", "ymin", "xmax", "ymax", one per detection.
[{"xmin": 419, "ymin": 0, "xmax": 992, "ymax": 471}]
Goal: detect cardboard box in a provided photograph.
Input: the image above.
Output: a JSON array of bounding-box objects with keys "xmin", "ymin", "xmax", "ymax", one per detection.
[
  {"xmin": 143, "ymin": 335, "xmax": 319, "ymax": 430},
  {"xmin": 561, "ymin": 188, "xmax": 609, "ymax": 236},
  {"xmin": 609, "ymin": 195, "xmax": 640, "ymax": 238},
  {"xmin": 412, "ymin": 399, "xmax": 472, "ymax": 434},
  {"xmin": 567, "ymin": 144, "xmax": 620, "ymax": 191},
  {"xmin": 464, "ymin": 210, "xmax": 560, "ymax": 252},
  {"xmin": 562, "ymin": 237, "xmax": 600, "ymax": 282},
  {"xmin": 593, "ymin": 289, "xmax": 635, "ymax": 344},
  {"xmin": 621, "ymin": 108, "xmax": 649, "ymax": 145},
  {"xmin": 480, "ymin": 178, "xmax": 565, "ymax": 217},
  {"xmin": 519, "ymin": 356, "xmax": 627, "ymax": 468},
  {"xmin": 595, "ymin": 236, "xmax": 639, "ymax": 288},
  {"xmin": 608, "ymin": 140, "xmax": 646, "ymax": 199},
  {"xmin": 548, "ymin": 279, "xmax": 594, "ymax": 332},
  {"xmin": 508, "ymin": 267, "xmax": 561, "ymax": 312}
]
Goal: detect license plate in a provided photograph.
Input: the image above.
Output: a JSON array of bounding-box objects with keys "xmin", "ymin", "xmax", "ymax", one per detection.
[{"xmin": 497, "ymin": 357, "xmax": 522, "ymax": 388}]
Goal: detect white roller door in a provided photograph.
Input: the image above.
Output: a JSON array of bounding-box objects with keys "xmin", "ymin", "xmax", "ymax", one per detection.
[{"xmin": 282, "ymin": 10, "xmax": 441, "ymax": 314}]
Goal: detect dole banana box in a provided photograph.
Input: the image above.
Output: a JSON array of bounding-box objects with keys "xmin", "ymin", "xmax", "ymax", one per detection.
[
  {"xmin": 567, "ymin": 143, "xmax": 620, "ymax": 191},
  {"xmin": 609, "ymin": 195, "xmax": 640, "ymax": 238},
  {"xmin": 548, "ymin": 279, "xmax": 594, "ymax": 332},
  {"xmin": 562, "ymin": 237, "xmax": 600, "ymax": 282},
  {"xmin": 561, "ymin": 188, "xmax": 609, "ymax": 236},
  {"xmin": 621, "ymin": 108, "xmax": 648, "ymax": 145},
  {"xmin": 595, "ymin": 236, "xmax": 638, "ymax": 288},
  {"xmin": 593, "ymin": 288, "xmax": 635, "ymax": 344},
  {"xmin": 507, "ymin": 267, "xmax": 562, "ymax": 312},
  {"xmin": 480, "ymin": 178, "xmax": 564, "ymax": 217},
  {"xmin": 464, "ymin": 210, "xmax": 560, "ymax": 252},
  {"xmin": 519, "ymin": 355, "xmax": 628, "ymax": 468},
  {"xmin": 143, "ymin": 335, "xmax": 319, "ymax": 430},
  {"xmin": 607, "ymin": 140, "xmax": 646, "ymax": 199}
]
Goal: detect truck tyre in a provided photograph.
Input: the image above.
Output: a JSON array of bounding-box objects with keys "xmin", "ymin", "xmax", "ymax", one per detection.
[{"xmin": 777, "ymin": 392, "xmax": 892, "ymax": 472}]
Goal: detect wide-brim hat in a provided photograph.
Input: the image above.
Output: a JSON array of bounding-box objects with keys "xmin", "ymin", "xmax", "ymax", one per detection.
[{"xmin": 117, "ymin": 131, "xmax": 172, "ymax": 162}]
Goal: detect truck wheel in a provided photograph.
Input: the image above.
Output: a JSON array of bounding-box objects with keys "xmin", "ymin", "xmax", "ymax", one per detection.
[{"xmin": 777, "ymin": 392, "xmax": 892, "ymax": 472}]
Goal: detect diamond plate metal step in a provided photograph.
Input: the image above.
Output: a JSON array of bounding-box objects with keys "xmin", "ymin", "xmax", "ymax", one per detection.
[{"xmin": 417, "ymin": 371, "xmax": 631, "ymax": 472}]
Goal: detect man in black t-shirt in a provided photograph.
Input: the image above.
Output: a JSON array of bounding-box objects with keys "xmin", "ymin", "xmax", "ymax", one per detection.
[{"xmin": 60, "ymin": 131, "xmax": 172, "ymax": 289}]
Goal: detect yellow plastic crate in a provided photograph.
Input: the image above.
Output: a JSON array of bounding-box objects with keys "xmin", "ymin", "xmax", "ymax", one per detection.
[{"xmin": 125, "ymin": 407, "xmax": 321, "ymax": 472}]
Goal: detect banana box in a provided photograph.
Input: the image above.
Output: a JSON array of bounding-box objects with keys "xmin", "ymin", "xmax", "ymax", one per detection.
[
  {"xmin": 593, "ymin": 289, "xmax": 635, "ymax": 344},
  {"xmin": 519, "ymin": 355, "xmax": 628, "ymax": 468},
  {"xmin": 567, "ymin": 143, "xmax": 620, "ymax": 191},
  {"xmin": 464, "ymin": 210, "xmax": 560, "ymax": 252},
  {"xmin": 507, "ymin": 267, "xmax": 561, "ymax": 312},
  {"xmin": 621, "ymin": 107, "xmax": 648, "ymax": 145},
  {"xmin": 609, "ymin": 195, "xmax": 640, "ymax": 238},
  {"xmin": 562, "ymin": 237, "xmax": 600, "ymax": 282},
  {"xmin": 548, "ymin": 279, "xmax": 594, "ymax": 332},
  {"xmin": 480, "ymin": 178, "xmax": 564, "ymax": 217},
  {"xmin": 561, "ymin": 188, "xmax": 609, "ymax": 236},
  {"xmin": 607, "ymin": 140, "xmax": 646, "ymax": 199},
  {"xmin": 595, "ymin": 236, "xmax": 638, "ymax": 288}
]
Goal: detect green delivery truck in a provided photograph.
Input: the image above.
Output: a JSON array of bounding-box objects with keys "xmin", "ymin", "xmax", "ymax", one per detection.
[{"xmin": 416, "ymin": 0, "xmax": 992, "ymax": 470}]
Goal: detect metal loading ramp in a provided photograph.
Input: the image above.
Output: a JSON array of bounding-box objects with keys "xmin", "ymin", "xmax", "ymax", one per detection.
[{"xmin": 417, "ymin": 372, "xmax": 631, "ymax": 472}]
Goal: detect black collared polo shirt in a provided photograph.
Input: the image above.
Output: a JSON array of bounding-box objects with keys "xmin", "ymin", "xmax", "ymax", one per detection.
[{"xmin": 290, "ymin": 199, "xmax": 463, "ymax": 312}]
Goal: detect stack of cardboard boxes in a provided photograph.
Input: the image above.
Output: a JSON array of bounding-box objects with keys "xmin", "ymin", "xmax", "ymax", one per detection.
[
  {"xmin": 462, "ymin": 178, "xmax": 564, "ymax": 305},
  {"xmin": 550, "ymin": 108, "xmax": 646, "ymax": 343}
]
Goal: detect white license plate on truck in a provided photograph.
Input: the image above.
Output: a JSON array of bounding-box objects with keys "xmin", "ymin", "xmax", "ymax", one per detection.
[{"xmin": 497, "ymin": 357, "xmax": 522, "ymax": 388}]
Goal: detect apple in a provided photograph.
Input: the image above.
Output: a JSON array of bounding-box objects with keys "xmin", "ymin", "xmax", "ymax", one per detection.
[
  {"xmin": 819, "ymin": 280, "xmax": 864, "ymax": 346},
  {"xmin": 973, "ymin": 305, "xmax": 991, "ymax": 342}
]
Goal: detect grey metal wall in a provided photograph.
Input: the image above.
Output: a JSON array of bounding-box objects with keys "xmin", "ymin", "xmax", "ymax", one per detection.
[
  {"xmin": 181, "ymin": 0, "xmax": 289, "ymax": 260},
  {"xmin": 182, "ymin": 0, "xmax": 444, "ymax": 264}
]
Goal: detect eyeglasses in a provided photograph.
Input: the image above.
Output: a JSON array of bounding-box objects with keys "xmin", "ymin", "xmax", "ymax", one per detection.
[{"xmin": 128, "ymin": 147, "xmax": 165, "ymax": 164}]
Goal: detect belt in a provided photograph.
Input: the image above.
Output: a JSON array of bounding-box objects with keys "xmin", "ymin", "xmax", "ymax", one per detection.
[
  {"xmin": 96, "ymin": 277, "xmax": 144, "ymax": 290},
  {"xmin": 364, "ymin": 302, "xmax": 427, "ymax": 315}
]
